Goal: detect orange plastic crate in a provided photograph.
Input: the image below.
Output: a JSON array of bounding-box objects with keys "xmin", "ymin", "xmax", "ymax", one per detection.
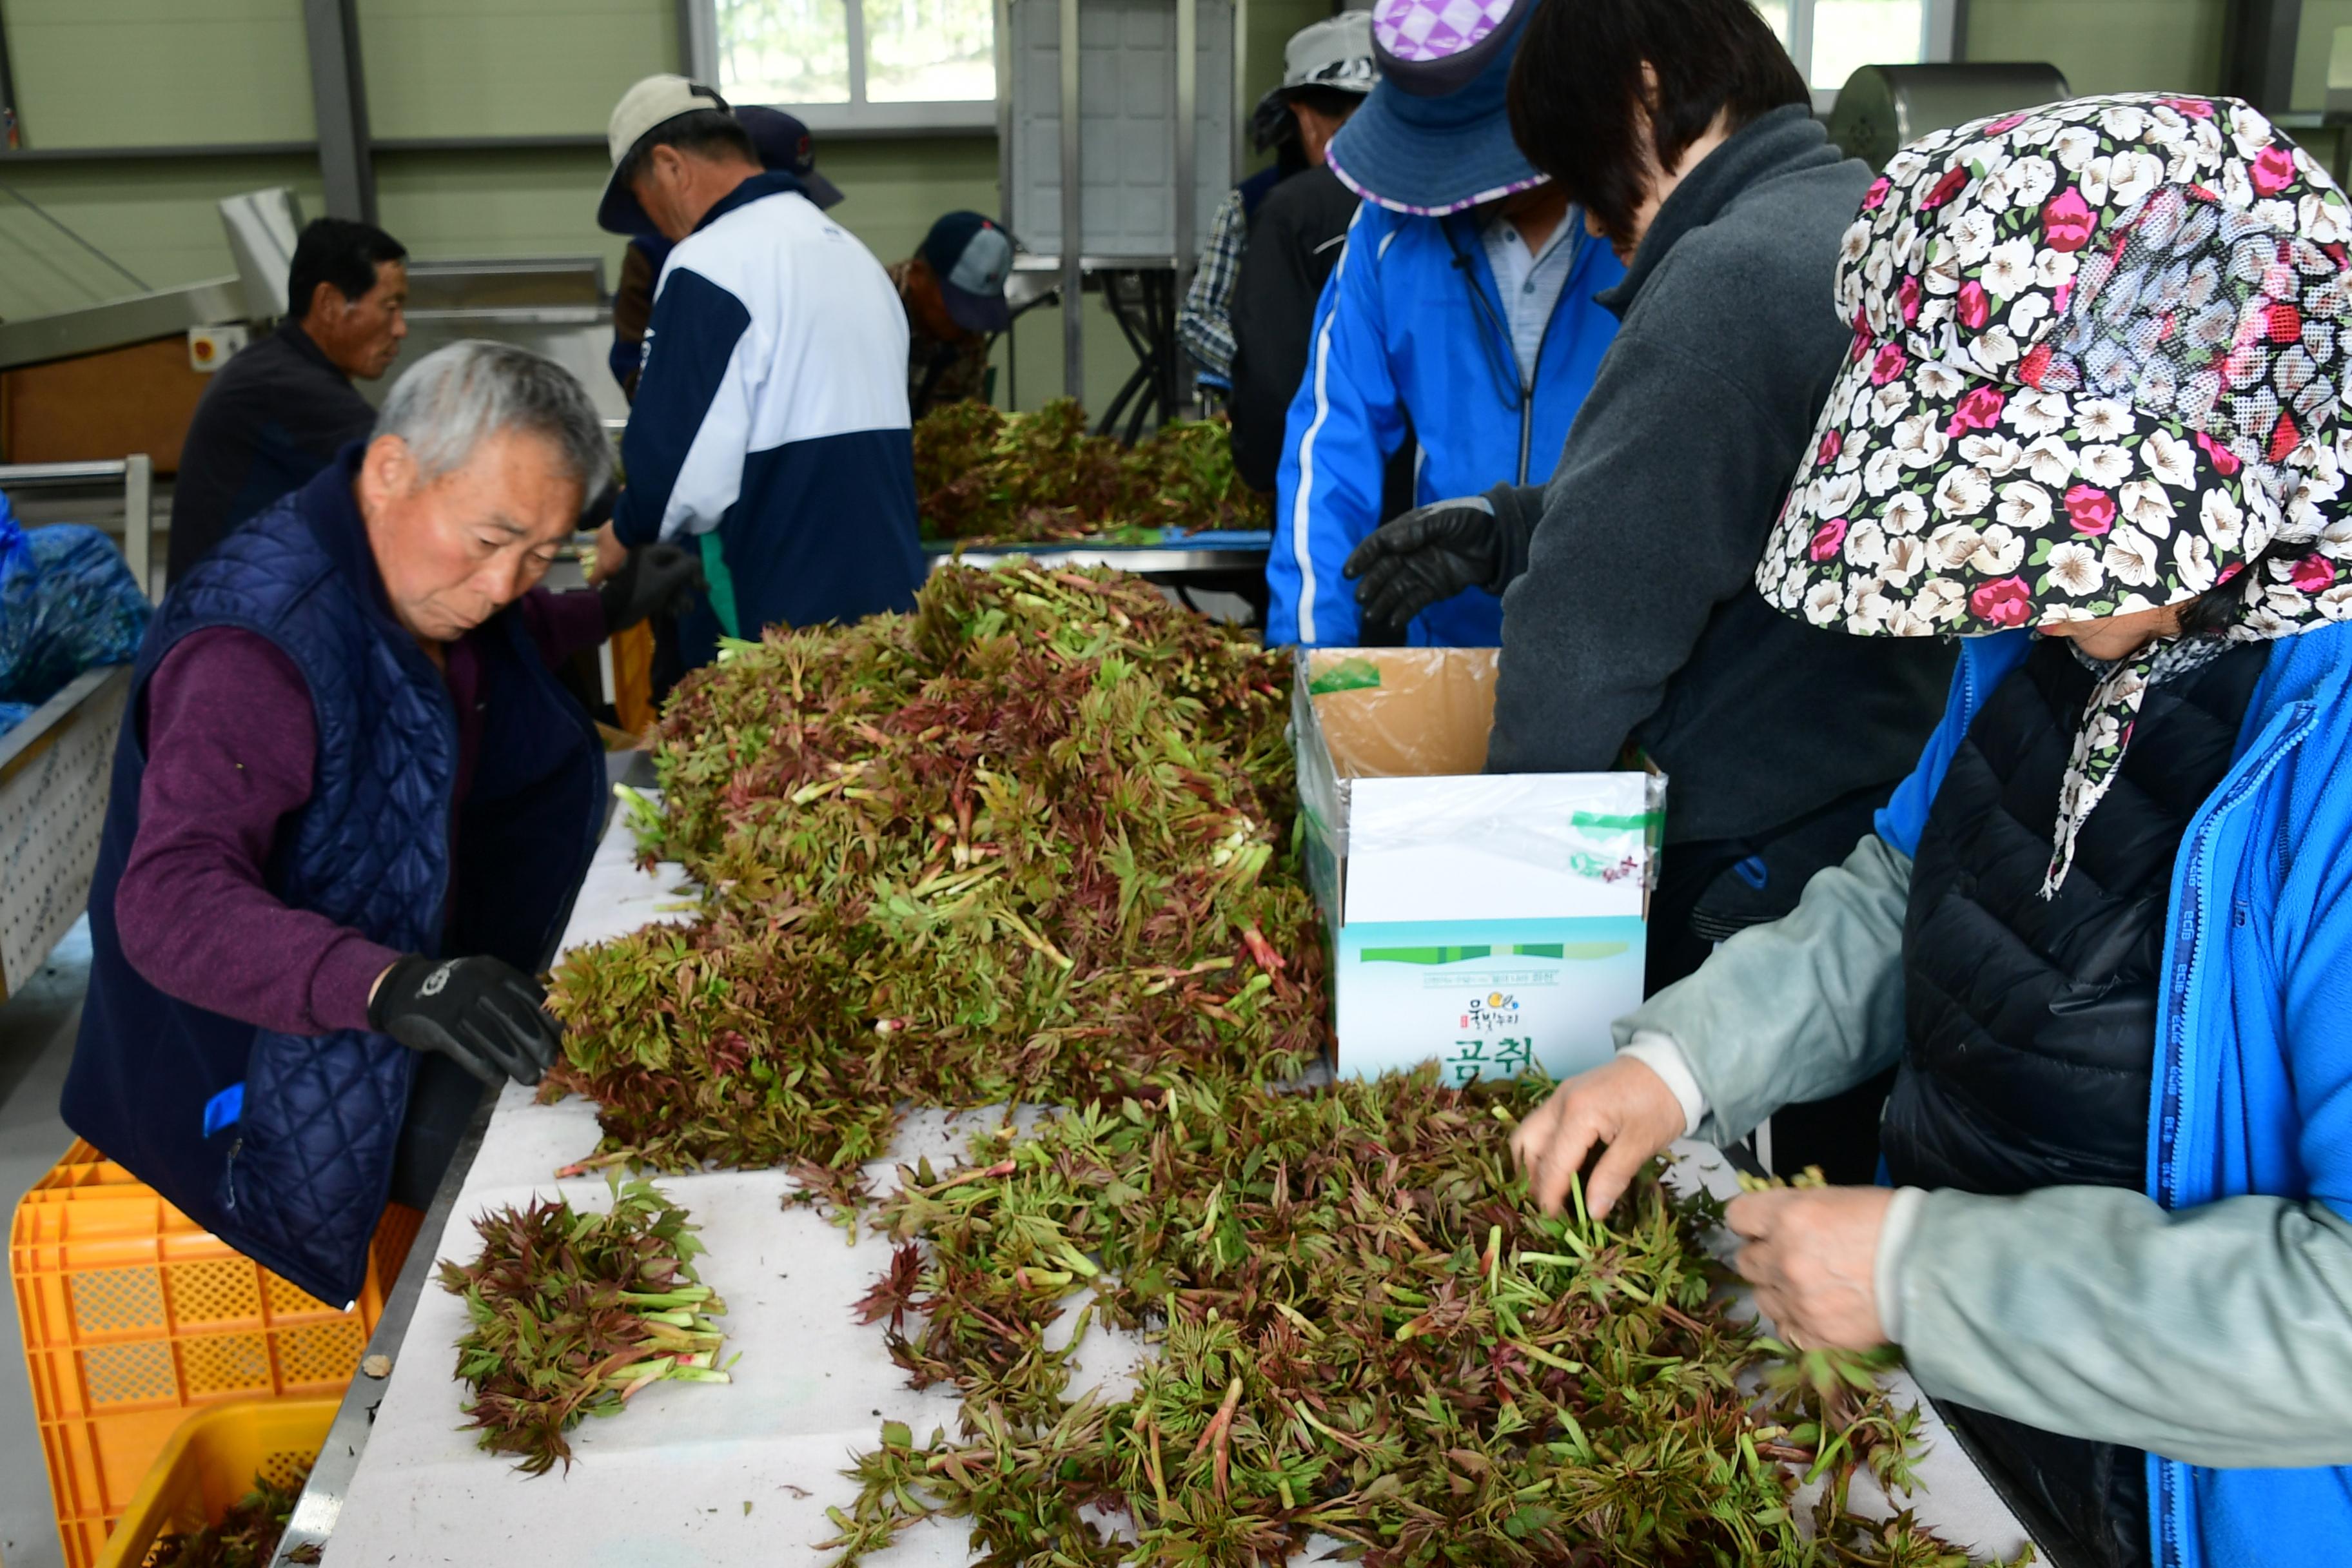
[
  {"xmin": 94, "ymin": 1397, "xmax": 337, "ymax": 1568},
  {"xmin": 10, "ymin": 1141, "xmax": 419, "ymax": 1568}
]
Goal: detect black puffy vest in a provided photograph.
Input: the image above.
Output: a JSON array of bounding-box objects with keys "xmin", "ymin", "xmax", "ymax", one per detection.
[
  {"xmin": 1882, "ymin": 634, "xmax": 2267, "ymax": 1568},
  {"xmin": 64, "ymin": 449, "xmax": 606, "ymax": 1306},
  {"xmin": 1885, "ymin": 637, "xmax": 2268, "ymax": 1195}
]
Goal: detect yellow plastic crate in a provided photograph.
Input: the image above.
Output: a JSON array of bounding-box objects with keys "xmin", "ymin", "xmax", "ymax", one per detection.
[
  {"xmin": 94, "ymin": 1397, "xmax": 336, "ymax": 1568},
  {"xmin": 10, "ymin": 1141, "xmax": 417, "ymax": 1568}
]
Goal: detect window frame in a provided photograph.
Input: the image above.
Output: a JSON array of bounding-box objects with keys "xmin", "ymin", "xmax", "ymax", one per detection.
[
  {"xmin": 687, "ymin": 0, "xmax": 1001, "ymax": 134},
  {"xmin": 1770, "ymin": 0, "xmax": 1961, "ymax": 112}
]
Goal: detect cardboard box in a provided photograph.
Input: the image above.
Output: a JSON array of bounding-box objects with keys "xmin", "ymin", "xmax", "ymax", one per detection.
[{"xmin": 1292, "ymin": 648, "xmax": 1661, "ymax": 1086}]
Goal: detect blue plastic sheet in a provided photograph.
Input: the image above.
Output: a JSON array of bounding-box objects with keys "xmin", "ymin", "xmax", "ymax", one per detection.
[{"xmin": 0, "ymin": 489, "xmax": 150, "ymax": 740}]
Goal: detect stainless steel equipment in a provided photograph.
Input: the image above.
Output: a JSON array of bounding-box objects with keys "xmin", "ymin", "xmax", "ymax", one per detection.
[
  {"xmin": 221, "ymin": 187, "xmax": 304, "ymax": 322},
  {"xmin": 363, "ymin": 256, "xmax": 625, "ymax": 422},
  {"xmin": 1826, "ymin": 63, "xmax": 2075, "ymax": 173}
]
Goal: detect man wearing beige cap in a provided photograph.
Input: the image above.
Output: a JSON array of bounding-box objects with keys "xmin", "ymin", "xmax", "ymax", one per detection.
[{"xmin": 591, "ymin": 75, "xmax": 924, "ymax": 672}]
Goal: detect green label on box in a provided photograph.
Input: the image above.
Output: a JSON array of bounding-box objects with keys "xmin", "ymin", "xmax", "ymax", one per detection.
[
  {"xmin": 1335, "ymin": 917, "xmax": 1647, "ymax": 1087},
  {"xmin": 1307, "ymin": 656, "xmax": 1384, "ymax": 695}
]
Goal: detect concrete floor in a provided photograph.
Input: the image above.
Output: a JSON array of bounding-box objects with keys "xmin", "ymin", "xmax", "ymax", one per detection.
[{"xmin": 0, "ymin": 916, "xmax": 90, "ymax": 1568}]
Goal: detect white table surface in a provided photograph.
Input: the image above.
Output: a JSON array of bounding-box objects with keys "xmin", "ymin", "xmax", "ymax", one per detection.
[{"xmin": 324, "ymin": 803, "xmax": 2032, "ymax": 1567}]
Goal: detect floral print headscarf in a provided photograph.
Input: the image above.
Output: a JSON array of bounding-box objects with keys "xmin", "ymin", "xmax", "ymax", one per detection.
[{"xmin": 1758, "ymin": 93, "xmax": 2352, "ymax": 894}]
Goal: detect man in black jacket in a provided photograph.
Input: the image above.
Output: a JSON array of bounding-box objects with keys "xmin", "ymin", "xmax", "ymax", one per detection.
[
  {"xmin": 1226, "ymin": 162, "xmax": 1360, "ymax": 494},
  {"xmin": 1342, "ymin": 0, "xmax": 1952, "ymax": 1175},
  {"xmin": 168, "ymin": 218, "xmax": 408, "ymax": 582}
]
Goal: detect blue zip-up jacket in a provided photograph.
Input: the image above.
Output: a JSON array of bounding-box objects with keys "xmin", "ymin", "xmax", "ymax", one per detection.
[
  {"xmin": 1874, "ymin": 627, "xmax": 2352, "ymax": 1568},
  {"xmin": 1266, "ymin": 203, "xmax": 1623, "ymax": 647},
  {"xmin": 612, "ymin": 172, "xmax": 925, "ymax": 667}
]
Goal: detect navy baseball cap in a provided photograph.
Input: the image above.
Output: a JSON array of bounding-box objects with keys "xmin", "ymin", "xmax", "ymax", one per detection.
[
  {"xmin": 920, "ymin": 211, "xmax": 1015, "ymax": 334},
  {"xmin": 737, "ymin": 106, "xmax": 844, "ymax": 209}
]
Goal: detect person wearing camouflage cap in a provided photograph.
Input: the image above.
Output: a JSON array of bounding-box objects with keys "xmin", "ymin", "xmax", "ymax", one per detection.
[{"xmin": 1513, "ymin": 93, "xmax": 2352, "ymax": 1567}]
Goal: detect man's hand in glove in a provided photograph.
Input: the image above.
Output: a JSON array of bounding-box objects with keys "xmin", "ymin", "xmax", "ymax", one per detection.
[
  {"xmin": 596, "ymin": 542, "xmax": 704, "ymax": 632},
  {"xmin": 1342, "ymin": 496, "xmax": 1505, "ymax": 630},
  {"xmin": 368, "ymin": 956, "xmax": 563, "ymax": 1088}
]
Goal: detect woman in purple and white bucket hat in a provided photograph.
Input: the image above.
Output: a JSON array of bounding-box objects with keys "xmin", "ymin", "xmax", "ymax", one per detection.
[{"xmin": 1516, "ymin": 92, "xmax": 2352, "ymax": 1568}]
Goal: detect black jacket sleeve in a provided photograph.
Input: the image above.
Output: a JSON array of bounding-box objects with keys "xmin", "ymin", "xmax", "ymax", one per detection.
[
  {"xmin": 1485, "ymin": 327, "xmax": 1799, "ymax": 774},
  {"xmin": 1228, "ymin": 169, "xmax": 1359, "ymax": 495}
]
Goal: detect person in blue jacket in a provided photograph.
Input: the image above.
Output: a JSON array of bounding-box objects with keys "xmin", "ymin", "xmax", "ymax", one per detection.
[
  {"xmin": 1265, "ymin": 0, "xmax": 1622, "ymax": 647},
  {"xmin": 1513, "ymin": 97, "xmax": 2352, "ymax": 1568}
]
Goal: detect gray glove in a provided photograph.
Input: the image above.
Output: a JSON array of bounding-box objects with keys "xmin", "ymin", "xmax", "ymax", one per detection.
[{"xmin": 1342, "ymin": 496, "xmax": 1507, "ymax": 630}]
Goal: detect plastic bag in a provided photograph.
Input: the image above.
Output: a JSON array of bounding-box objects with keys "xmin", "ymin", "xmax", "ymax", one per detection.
[{"xmin": 0, "ymin": 491, "xmax": 150, "ymax": 738}]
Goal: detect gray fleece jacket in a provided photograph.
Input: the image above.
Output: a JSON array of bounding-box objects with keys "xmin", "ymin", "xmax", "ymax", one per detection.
[{"xmin": 1482, "ymin": 107, "xmax": 1953, "ymax": 845}]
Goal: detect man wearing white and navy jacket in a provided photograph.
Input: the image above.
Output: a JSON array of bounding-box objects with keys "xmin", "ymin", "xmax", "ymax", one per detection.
[{"xmin": 592, "ymin": 76, "xmax": 925, "ymax": 669}]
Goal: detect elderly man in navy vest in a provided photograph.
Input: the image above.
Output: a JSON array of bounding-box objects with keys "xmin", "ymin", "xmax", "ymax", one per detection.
[{"xmin": 63, "ymin": 340, "xmax": 698, "ymax": 1306}]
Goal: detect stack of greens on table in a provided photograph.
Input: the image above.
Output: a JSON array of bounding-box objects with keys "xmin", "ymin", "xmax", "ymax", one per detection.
[
  {"xmin": 823, "ymin": 1072, "xmax": 2008, "ymax": 1568},
  {"xmin": 529, "ymin": 563, "xmax": 1993, "ymax": 1560},
  {"xmin": 913, "ymin": 398, "xmax": 1269, "ymax": 544},
  {"xmin": 545, "ymin": 565, "xmax": 1329, "ymax": 1174},
  {"xmin": 439, "ymin": 1177, "xmax": 731, "ymax": 1474}
]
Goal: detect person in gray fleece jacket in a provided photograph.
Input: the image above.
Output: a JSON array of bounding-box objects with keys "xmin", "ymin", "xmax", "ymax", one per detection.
[{"xmin": 1343, "ymin": 0, "xmax": 1952, "ymax": 1177}]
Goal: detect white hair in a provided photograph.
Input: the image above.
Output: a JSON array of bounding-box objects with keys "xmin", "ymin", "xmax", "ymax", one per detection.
[{"xmin": 375, "ymin": 339, "xmax": 613, "ymax": 501}]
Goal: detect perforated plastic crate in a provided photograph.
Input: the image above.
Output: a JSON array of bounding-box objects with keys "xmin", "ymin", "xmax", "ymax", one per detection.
[
  {"xmin": 10, "ymin": 1141, "xmax": 418, "ymax": 1568},
  {"xmin": 94, "ymin": 1397, "xmax": 336, "ymax": 1568}
]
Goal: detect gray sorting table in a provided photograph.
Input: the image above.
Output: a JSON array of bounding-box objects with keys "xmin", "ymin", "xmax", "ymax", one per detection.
[
  {"xmin": 268, "ymin": 796, "xmax": 2034, "ymax": 1567},
  {"xmin": 926, "ymin": 529, "xmax": 1272, "ymax": 625}
]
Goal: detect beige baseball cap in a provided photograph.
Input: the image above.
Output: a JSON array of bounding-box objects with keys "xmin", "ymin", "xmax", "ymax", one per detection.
[{"xmin": 598, "ymin": 74, "xmax": 732, "ymax": 235}]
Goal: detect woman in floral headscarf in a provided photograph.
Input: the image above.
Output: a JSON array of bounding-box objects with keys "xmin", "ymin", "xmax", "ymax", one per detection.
[{"xmin": 1510, "ymin": 95, "xmax": 2352, "ymax": 1568}]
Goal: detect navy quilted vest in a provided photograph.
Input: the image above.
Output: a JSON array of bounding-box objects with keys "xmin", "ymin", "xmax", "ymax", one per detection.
[
  {"xmin": 1885, "ymin": 634, "xmax": 2267, "ymax": 1568},
  {"xmin": 64, "ymin": 447, "xmax": 603, "ymax": 1306}
]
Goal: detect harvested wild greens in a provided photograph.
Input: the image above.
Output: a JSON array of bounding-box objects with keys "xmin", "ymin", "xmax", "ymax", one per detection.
[
  {"xmin": 821, "ymin": 1073, "xmax": 1992, "ymax": 1568},
  {"xmin": 914, "ymin": 398, "xmax": 1268, "ymax": 543},
  {"xmin": 547, "ymin": 566, "xmax": 1328, "ymax": 1172},
  {"xmin": 147, "ymin": 1459, "xmax": 311, "ymax": 1568},
  {"xmin": 439, "ymin": 1177, "xmax": 731, "ymax": 1475}
]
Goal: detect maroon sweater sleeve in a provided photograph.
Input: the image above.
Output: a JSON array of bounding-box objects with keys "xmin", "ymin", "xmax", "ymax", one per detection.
[{"xmin": 114, "ymin": 629, "xmax": 403, "ymax": 1035}]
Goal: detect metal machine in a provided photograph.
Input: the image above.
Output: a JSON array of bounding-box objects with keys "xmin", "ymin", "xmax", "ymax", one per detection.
[{"xmin": 1826, "ymin": 62, "xmax": 2075, "ymax": 172}]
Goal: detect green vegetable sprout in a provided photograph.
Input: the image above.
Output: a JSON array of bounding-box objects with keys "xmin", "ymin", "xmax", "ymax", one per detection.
[{"xmin": 438, "ymin": 1177, "xmax": 733, "ymax": 1475}]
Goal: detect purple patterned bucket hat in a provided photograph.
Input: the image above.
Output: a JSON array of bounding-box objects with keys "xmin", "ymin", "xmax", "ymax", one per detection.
[
  {"xmin": 1758, "ymin": 93, "xmax": 2352, "ymax": 892},
  {"xmin": 1324, "ymin": 0, "xmax": 1546, "ymax": 216}
]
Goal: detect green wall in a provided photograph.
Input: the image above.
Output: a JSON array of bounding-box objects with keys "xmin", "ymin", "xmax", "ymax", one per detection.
[
  {"xmin": 0, "ymin": 0, "xmax": 1326, "ymax": 412},
  {"xmin": 358, "ymin": 0, "xmax": 678, "ymax": 139},
  {"xmin": 1963, "ymin": 0, "xmax": 2227, "ymax": 95},
  {"xmin": 29, "ymin": 0, "xmax": 2337, "ymax": 411},
  {"xmin": 0, "ymin": 155, "xmax": 323, "ymax": 319},
  {"xmin": 7, "ymin": 0, "xmax": 314, "ymax": 148}
]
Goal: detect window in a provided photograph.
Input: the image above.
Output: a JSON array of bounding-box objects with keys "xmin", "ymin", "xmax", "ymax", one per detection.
[
  {"xmin": 691, "ymin": 0, "xmax": 999, "ymax": 132},
  {"xmin": 1752, "ymin": 0, "xmax": 1958, "ymax": 105}
]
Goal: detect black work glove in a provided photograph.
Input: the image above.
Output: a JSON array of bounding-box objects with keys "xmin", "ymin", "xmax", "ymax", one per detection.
[
  {"xmin": 596, "ymin": 542, "xmax": 704, "ymax": 633},
  {"xmin": 368, "ymin": 955, "xmax": 562, "ymax": 1088},
  {"xmin": 1342, "ymin": 498, "xmax": 1505, "ymax": 631}
]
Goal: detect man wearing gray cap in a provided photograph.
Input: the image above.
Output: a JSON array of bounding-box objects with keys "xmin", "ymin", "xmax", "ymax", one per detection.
[
  {"xmin": 591, "ymin": 75, "xmax": 925, "ymax": 671},
  {"xmin": 1177, "ymin": 14, "xmax": 1376, "ymax": 397}
]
